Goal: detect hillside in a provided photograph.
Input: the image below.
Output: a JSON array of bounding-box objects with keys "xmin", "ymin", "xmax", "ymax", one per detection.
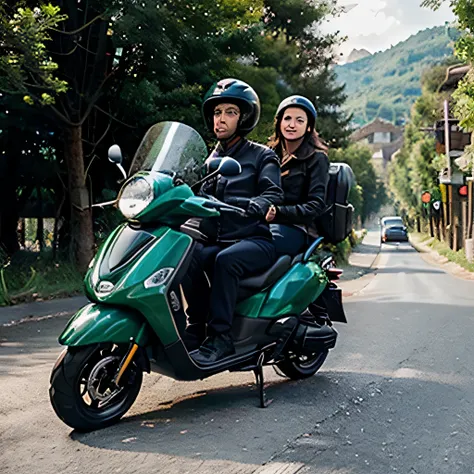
[{"xmin": 335, "ymin": 25, "xmax": 460, "ymax": 127}]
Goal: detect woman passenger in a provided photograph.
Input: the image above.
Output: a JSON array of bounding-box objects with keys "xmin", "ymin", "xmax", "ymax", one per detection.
[{"xmin": 266, "ymin": 95, "xmax": 329, "ymax": 257}]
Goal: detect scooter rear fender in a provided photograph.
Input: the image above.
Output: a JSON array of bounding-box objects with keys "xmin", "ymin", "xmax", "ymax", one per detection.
[{"xmin": 59, "ymin": 303, "xmax": 149, "ymax": 347}]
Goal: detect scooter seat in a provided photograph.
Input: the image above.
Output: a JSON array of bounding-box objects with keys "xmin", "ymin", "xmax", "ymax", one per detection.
[
  {"xmin": 292, "ymin": 253, "xmax": 304, "ymax": 265},
  {"xmin": 240, "ymin": 255, "xmax": 292, "ymax": 290}
]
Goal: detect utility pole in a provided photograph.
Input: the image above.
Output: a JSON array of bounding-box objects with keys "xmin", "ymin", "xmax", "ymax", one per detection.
[{"xmin": 444, "ymin": 100, "xmax": 451, "ymax": 181}]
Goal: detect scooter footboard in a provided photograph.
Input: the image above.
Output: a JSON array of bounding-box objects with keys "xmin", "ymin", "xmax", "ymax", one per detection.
[{"xmin": 59, "ymin": 303, "xmax": 149, "ymax": 347}]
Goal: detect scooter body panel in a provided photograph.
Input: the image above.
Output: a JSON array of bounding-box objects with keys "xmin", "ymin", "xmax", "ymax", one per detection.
[
  {"xmin": 236, "ymin": 260, "xmax": 328, "ymax": 318},
  {"xmin": 83, "ymin": 225, "xmax": 193, "ymax": 346},
  {"xmin": 59, "ymin": 303, "xmax": 148, "ymax": 346}
]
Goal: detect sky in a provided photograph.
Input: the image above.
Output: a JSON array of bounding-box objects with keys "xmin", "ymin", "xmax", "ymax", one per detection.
[{"xmin": 324, "ymin": 0, "xmax": 456, "ymax": 61}]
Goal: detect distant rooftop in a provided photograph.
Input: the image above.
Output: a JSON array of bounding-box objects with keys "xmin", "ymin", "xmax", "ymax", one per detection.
[{"xmin": 350, "ymin": 118, "xmax": 403, "ymax": 142}]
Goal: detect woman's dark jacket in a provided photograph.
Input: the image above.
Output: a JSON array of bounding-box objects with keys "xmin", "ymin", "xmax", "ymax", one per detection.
[
  {"xmin": 200, "ymin": 138, "xmax": 284, "ymax": 241},
  {"xmin": 274, "ymin": 136, "xmax": 329, "ymax": 236}
]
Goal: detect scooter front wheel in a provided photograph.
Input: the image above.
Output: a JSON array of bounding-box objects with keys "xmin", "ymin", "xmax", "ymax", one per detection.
[
  {"xmin": 49, "ymin": 344, "xmax": 143, "ymax": 432},
  {"xmin": 276, "ymin": 350, "xmax": 328, "ymax": 380}
]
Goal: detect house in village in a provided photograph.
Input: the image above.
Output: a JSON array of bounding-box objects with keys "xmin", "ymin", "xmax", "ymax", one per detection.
[
  {"xmin": 435, "ymin": 63, "xmax": 473, "ymax": 257},
  {"xmin": 349, "ymin": 118, "xmax": 404, "ymax": 178}
]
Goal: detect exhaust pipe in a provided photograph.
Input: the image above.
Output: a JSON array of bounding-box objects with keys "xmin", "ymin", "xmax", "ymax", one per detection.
[{"xmin": 293, "ymin": 323, "xmax": 338, "ymax": 355}]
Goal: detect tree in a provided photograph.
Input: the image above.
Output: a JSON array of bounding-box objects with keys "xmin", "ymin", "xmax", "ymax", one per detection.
[
  {"xmin": 388, "ymin": 59, "xmax": 452, "ymax": 220},
  {"xmin": 422, "ymin": 1, "xmax": 474, "ymax": 128},
  {"xmin": 1, "ymin": 0, "xmax": 349, "ymax": 272},
  {"xmin": 233, "ymin": 0, "xmax": 350, "ymax": 145},
  {"xmin": 1, "ymin": 1, "xmax": 113, "ymax": 270},
  {"xmin": 0, "ymin": 4, "xmax": 68, "ymax": 101},
  {"xmin": 0, "ymin": 4, "xmax": 66, "ymax": 256},
  {"xmin": 1, "ymin": 0, "xmax": 263, "ymax": 271}
]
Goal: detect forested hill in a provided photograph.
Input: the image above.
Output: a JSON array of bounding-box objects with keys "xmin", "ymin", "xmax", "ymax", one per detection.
[{"xmin": 335, "ymin": 25, "xmax": 460, "ymax": 127}]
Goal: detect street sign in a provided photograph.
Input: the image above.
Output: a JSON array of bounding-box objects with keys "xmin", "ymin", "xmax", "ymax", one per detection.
[
  {"xmin": 433, "ymin": 201, "xmax": 441, "ymax": 211},
  {"xmin": 459, "ymin": 185, "xmax": 468, "ymax": 197},
  {"xmin": 421, "ymin": 191, "xmax": 431, "ymax": 204}
]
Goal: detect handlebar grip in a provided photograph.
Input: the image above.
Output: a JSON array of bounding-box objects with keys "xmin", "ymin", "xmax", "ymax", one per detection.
[{"xmin": 201, "ymin": 199, "xmax": 247, "ymax": 217}]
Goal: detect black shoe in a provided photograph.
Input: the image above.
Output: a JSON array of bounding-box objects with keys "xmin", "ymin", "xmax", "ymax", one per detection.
[
  {"xmin": 192, "ymin": 333, "xmax": 235, "ymax": 365},
  {"xmin": 182, "ymin": 324, "xmax": 206, "ymax": 352}
]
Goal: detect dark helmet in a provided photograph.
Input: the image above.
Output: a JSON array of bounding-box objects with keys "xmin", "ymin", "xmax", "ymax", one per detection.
[
  {"xmin": 276, "ymin": 95, "xmax": 317, "ymax": 132},
  {"xmin": 202, "ymin": 78, "xmax": 261, "ymax": 136}
]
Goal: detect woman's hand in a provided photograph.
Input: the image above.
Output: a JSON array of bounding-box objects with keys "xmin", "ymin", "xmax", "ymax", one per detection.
[{"xmin": 266, "ymin": 205, "xmax": 277, "ymax": 222}]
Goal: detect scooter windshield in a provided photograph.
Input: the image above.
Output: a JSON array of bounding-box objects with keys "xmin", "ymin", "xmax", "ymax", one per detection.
[{"xmin": 129, "ymin": 121, "xmax": 208, "ymax": 185}]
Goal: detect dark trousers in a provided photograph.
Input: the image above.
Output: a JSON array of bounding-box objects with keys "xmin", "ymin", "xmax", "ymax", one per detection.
[
  {"xmin": 184, "ymin": 237, "xmax": 277, "ymax": 335},
  {"xmin": 270, "ymin": 224, "xmax": 310, "ymax": 257}
]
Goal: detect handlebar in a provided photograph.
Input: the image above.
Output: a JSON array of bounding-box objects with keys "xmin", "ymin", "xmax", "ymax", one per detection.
[{"xmin": 202, "ymin": 199, "xmax": 247, "ymax": 217}]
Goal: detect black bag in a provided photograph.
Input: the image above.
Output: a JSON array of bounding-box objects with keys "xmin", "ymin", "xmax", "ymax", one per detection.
[{"xmin": 317, "ymin": 162, "xmax": 355, "ymax": 244}]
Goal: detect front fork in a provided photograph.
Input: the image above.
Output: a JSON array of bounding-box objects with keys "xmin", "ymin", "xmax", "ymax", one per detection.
[{"xmin": 113, "ymin": 323, "xmax": 148, "ymax": 386}]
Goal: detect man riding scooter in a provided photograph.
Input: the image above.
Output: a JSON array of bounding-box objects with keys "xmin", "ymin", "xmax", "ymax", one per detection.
[{"xmin": 184, "ymin": 78, "xmax": 284, "ymax": 364}]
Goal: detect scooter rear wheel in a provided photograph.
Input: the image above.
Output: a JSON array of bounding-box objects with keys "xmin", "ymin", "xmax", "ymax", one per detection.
[
  {"xmin": 276, "ymin": 350, "xmax": 328, "ymax": 380},
  {"xmin": 49, "ymin": 344, "xmax": 143, "ymax": 432}
]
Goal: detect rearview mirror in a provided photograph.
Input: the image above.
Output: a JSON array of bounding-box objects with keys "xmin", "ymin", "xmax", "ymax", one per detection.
[
  {"xmin": 108, "ymin": 144, "xmax": 123, "ymax": 164},
  {"xmin": 218, "ymin": 157, "xmax": 241, "ymax": 177}
]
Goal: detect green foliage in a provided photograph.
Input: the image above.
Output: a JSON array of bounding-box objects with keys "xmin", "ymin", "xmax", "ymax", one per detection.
[
  {"xmin": 335, "ymin": 25, "xmax": 460, "ymax": 126},
  {"xmin": 423, "ymin": 1, "xmax": 474, "ymax": 134},
  {"xmin": 329, "ymin": 144, "xmax": 387, "ymax": 223},
  {"xmin": 389, "ymin": 120, "xmax": 440, "ymax": 220},
  {"xmin": 452, "ymin": 69, "xmax": 474, "ymax": 129},
  {"xmin": 1, "ymin": 0, "xmax": 349, "ymax": 144},
  {"xmin": 0, "ymin": 251, "xmax": 83, "ymax": 306},
  {"xmin": 0, "ymin": 3, "xmax": 68, "ymax": 104},
  {"xmin": 1, "ymin": 0, "xmax": 351, "ymax": 282},
  {"xmin": 113, "ymin": 0, "xmax": 350, "ymax": 147}
]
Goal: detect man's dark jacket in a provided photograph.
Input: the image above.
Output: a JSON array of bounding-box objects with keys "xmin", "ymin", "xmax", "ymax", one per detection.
[{"xmin": 200, "ymin": 138, "xmax": 284, "ymax": 241}]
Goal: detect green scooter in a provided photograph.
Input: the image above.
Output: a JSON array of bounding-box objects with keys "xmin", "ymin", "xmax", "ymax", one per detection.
[{"xmin": 49, "ymin": 121, "xmax": 347, "ymax": 431}]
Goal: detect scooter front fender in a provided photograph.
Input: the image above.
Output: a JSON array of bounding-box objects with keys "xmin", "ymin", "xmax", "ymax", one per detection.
[{"xmin": 59, "ymin": 303, "xmax": 149, "ymax": 347}]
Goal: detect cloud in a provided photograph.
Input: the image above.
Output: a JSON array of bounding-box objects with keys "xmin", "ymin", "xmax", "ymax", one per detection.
[
  {"xmin": 331, "ymin": 1, "xmax": 401, "ymax": 38},
  {"xmin": 325, "ymin": 0, "xmax": 456, "ymax": 61}
]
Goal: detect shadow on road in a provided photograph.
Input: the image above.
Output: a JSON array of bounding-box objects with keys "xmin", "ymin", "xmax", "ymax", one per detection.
[
  {"xmin": 69, "ymin": 368, "xmax": 473, "ymax": 474},
  {"xmin": 2, "ymin": 298, "xmax": 474, "ymax": 473},
  {"xmin": 381, "ymin": 243, "xmax": 416, "ymax": 254},
  {"xmin": 68, "ymin": 370, "xmax": 355, "ymax": 462}
]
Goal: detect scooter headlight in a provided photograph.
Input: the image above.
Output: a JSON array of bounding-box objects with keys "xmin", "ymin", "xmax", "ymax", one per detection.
[{"xmin": 118, "ymin": 176, "xmax": 154, "ymax": 219}]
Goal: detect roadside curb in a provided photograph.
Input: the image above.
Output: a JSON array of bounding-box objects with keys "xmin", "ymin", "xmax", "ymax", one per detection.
[
  {"xmin": 409, "ymin": 236, "xmax": 474, "ymax": 282},
  {"xmin": 408, "ymin": 236, "xmax": 431, "ymax": 254},
  {"xmin": 0, "ymin": 295, "xmax": 88, "ymax": 328}
]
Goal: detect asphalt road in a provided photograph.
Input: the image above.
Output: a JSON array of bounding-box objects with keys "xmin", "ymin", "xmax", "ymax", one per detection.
[{"xmin": 1, "ymin": 235, "xmax": 474, "ymax": 474}]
